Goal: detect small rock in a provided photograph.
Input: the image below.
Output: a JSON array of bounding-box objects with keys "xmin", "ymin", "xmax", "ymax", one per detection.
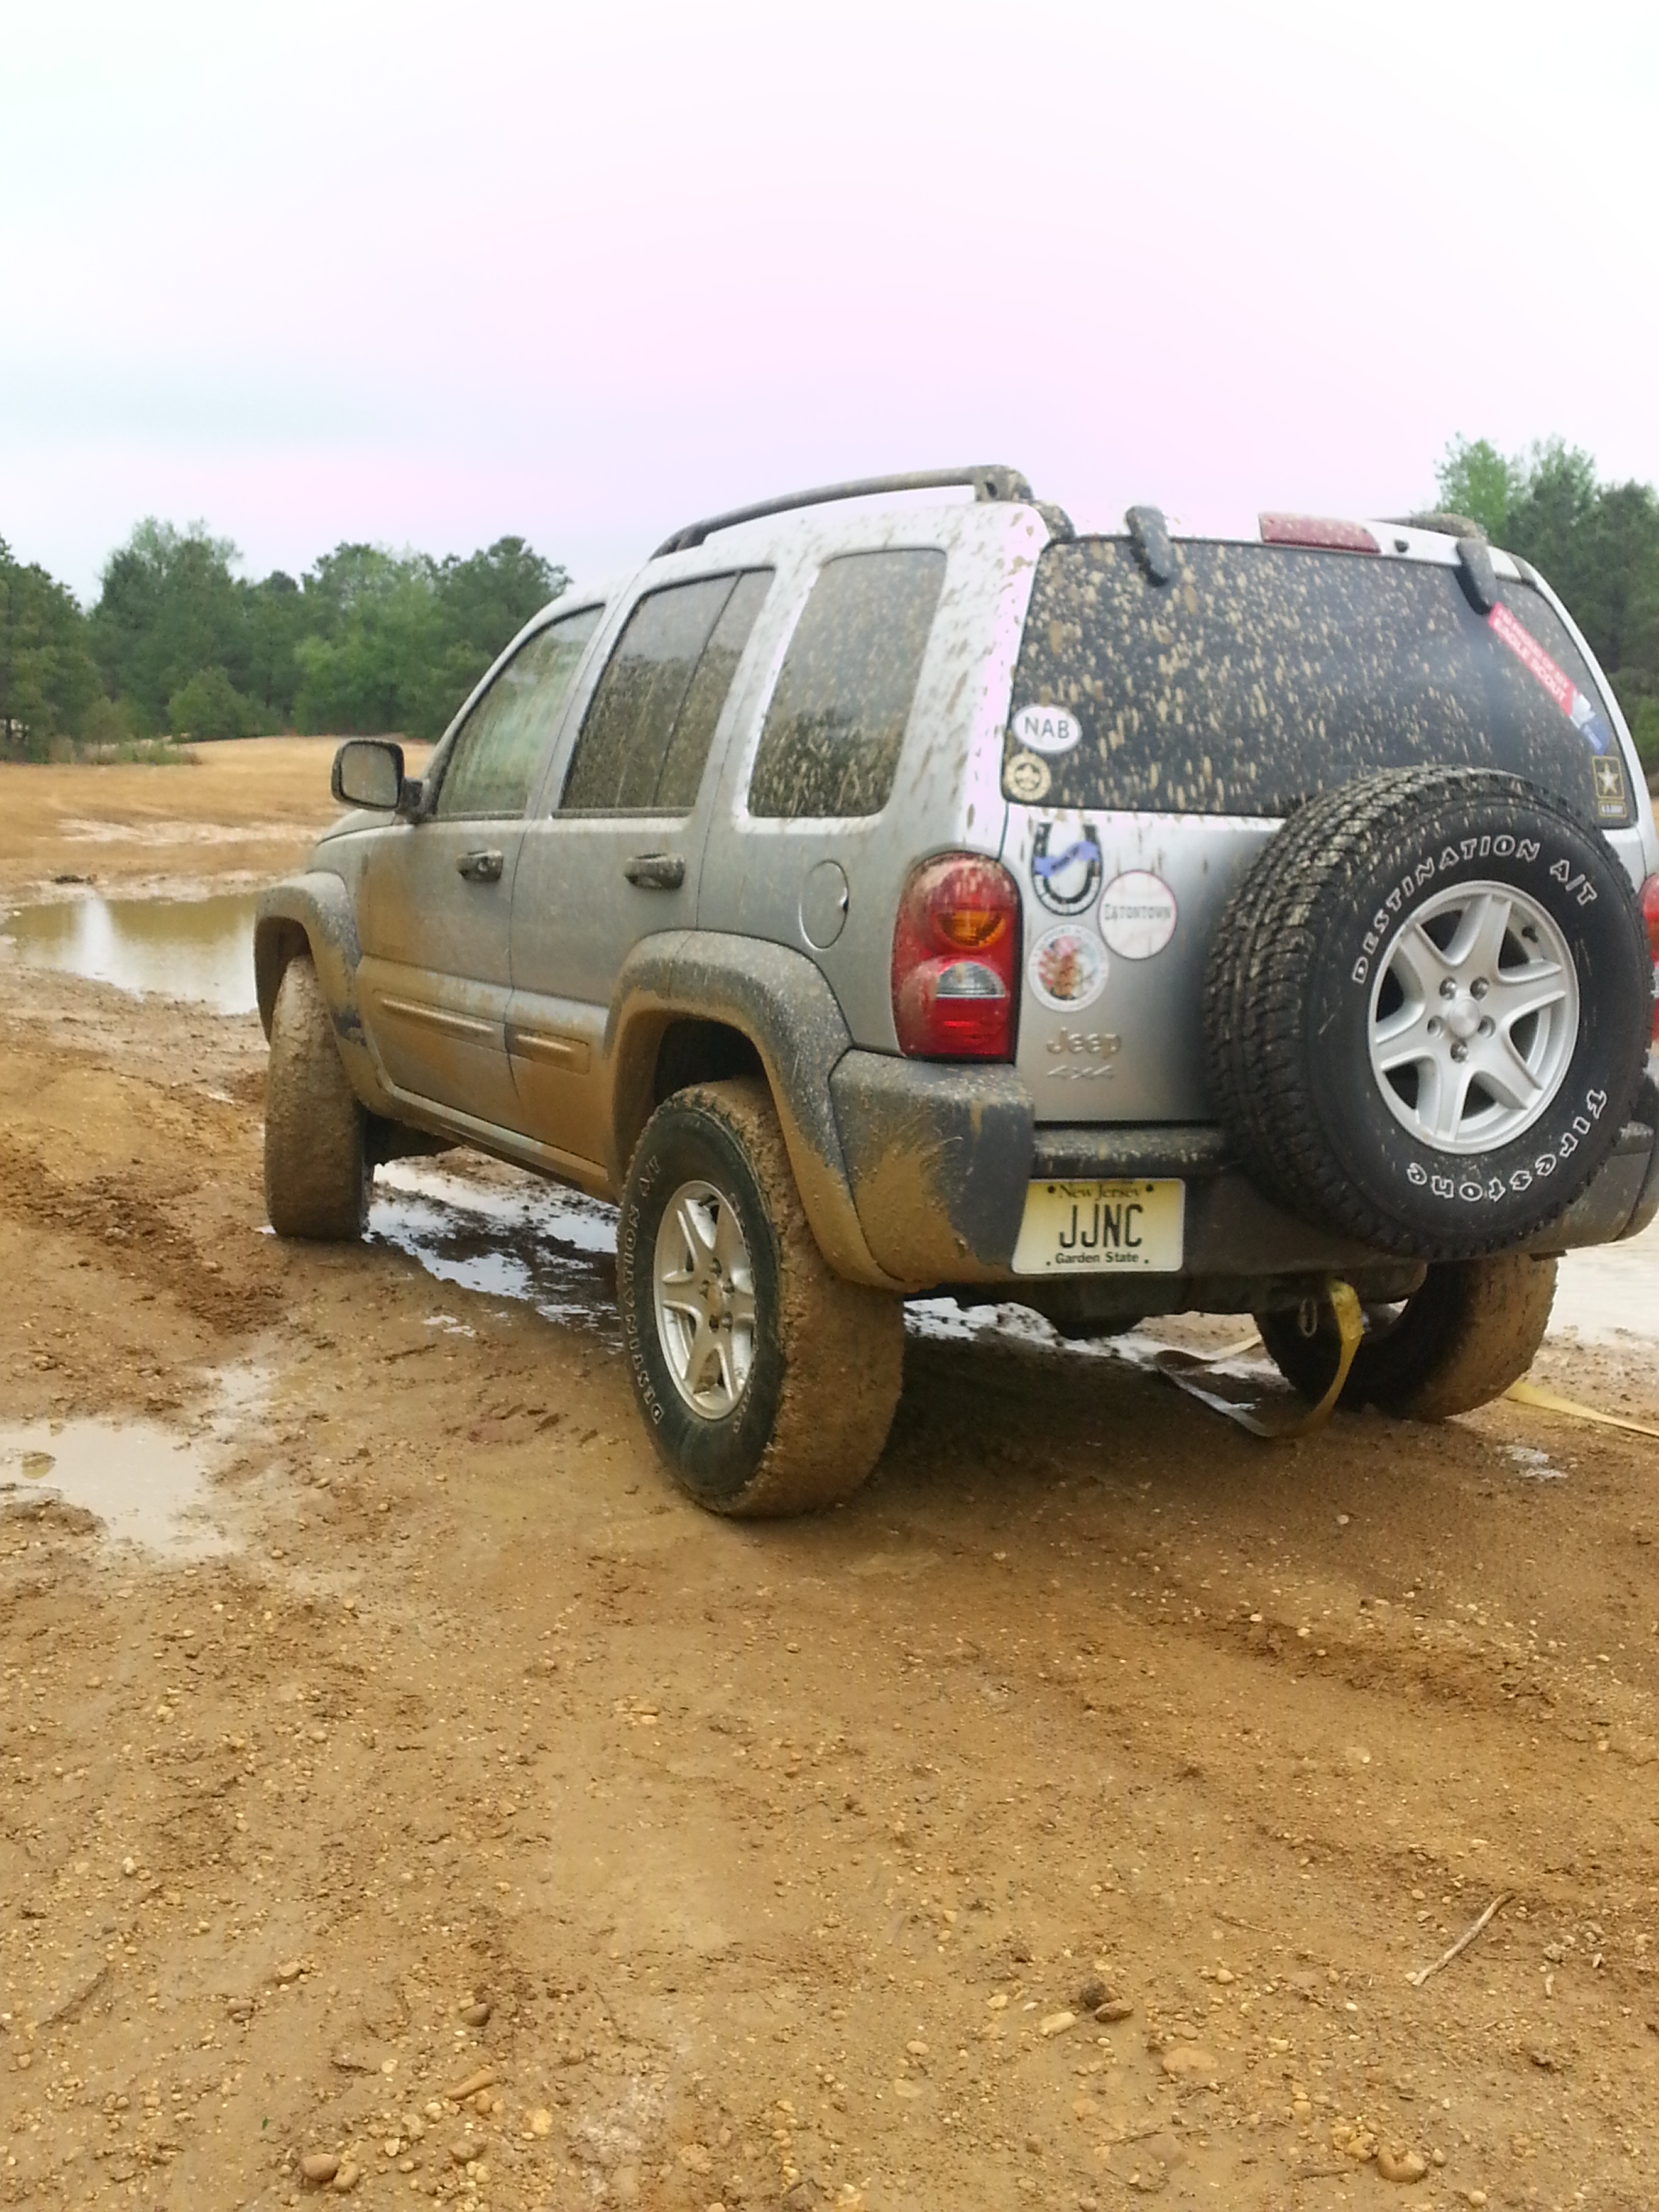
[
  {"xmin": 528, "ymin": 2107, "xmax": 554, "ymax": 2137},
  {"xmin": 1039, "ymin": 2010, "xmax": 1076, "ymax": 2038},
  {"xmin": 1160, "ymin": 2045, "xmax": 1219, "ymax": 2082},
  {"xmin": 443, "ymin": 2066, "xmax": 495, "ymax": 2101},
  {"xmin": 330, "ymin": 2047, "xmax": 377, "ymax": 2074},
  {"xmin": 460, "ymin": 2000, "xmax": 491, "ymax": 2028},
  {"xmin": 678, "ymin": 2142, "xmax": 714, "ymax": 2173},
  {"xmin": 300, "ymin": 2151, "xmax": 340, "ymax": 2186},
  {"xmin": 449, "ymin": 2139, "xmax": 474, "ymax": 2167},
  {"xmin": 1376, "ymin": 2147, "xmax": 1428, "ymax": 2184},
  {"xmin": 1095, "ymin": 1998, "xmax": 1134, "ymax": 2022},
  {"xmin": 332, "ymin": 2163, "xmax": 361, "ymax": 2194},
  {"xmin": 1077, "ymin": 1976, "xmax": 1108, "ymax": 2012},
  {"xmin": 1212, "ymin": 1967, "xmax": 1234, "ymax": 1986},
  {"xmin": 121, "ymin": 1856, "xmax": 137, "ymax": 1877},
  {"xmin": 277, "ymin": 1959, "xmax": 303, "ymax": 1984}
]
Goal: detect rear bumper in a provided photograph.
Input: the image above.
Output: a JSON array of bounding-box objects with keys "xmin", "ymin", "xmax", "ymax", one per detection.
[{"xmin": 827, "ymin": 1050, "xmax": 1658, "ymax": 1296}]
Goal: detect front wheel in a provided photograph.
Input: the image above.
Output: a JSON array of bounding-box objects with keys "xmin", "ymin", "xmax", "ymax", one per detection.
[
  {"xmin": 264, "ymin": 953, "xmax": 368, "ymax": 1241},
  {"xmin": 617, "ymin": 1079, "xmax": 903, "ymax": 1516},
  {"xmin": 1255, "ymin": 1253, "xmax": 1557, "ymax": 1420}
]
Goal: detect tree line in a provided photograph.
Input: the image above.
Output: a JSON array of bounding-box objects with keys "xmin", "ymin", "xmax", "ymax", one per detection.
[
  {"xmin": 0, "ymin": 523, "xmax": 566, "ymax": 760},
  {"xmin": 3, "ymin": 445, "xmax": 1658, "ymax": 769},
  {"xmin": 1436, "ymin": 437, "xmax": 1658, "ymax": 771}
]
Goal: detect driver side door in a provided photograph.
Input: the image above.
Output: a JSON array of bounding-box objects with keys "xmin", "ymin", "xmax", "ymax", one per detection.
[{"xmin": 354, "ymin": 607, "xmax": 600, "ymax": 1133}]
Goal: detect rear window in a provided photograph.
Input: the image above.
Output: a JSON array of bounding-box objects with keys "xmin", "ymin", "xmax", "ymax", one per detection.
[
  {"xmin": 1004, "ymin": 539, "xmax": 1632, "ymax": 827},
  {"xmin": 748, "ymin": 549, "xmax": 946, "ymax": 819}
]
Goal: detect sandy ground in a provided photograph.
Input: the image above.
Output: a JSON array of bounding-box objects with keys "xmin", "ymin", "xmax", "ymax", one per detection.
[{"xmin": 2, "ymin": 747, "xmax": 1658, "ymax": 2212}]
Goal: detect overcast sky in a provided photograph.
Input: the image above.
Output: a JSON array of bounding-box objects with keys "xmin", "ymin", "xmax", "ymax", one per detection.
[{"xmin": 5, "ymin": 0, "xmax": 1656, "ymax": 601}]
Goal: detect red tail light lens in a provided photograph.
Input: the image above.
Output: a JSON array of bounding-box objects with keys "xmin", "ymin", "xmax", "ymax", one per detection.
[
  {"xmin": 892, "ymin": 853, "xmax": 1021, "ymax": 1059},
  {"xmin": 1641, "ymin": 874, "xmax": 1659, "ymax": 1041}
]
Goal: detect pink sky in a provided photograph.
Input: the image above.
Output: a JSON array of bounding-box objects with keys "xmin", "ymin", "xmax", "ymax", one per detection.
[{"xmin": 5, "ymin": 0, "xmax": 1657, "ymax": 600}]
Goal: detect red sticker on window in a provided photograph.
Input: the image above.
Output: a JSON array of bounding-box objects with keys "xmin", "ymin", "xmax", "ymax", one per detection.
[{"xmin": 1487, "ymin": 604, "xmax": 1612, "ymax": 754}]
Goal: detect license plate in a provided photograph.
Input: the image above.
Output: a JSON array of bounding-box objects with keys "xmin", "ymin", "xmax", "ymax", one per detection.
[{"xmin": 1012, "ymin": 1178, "xmax": 1185, "ymax": 1274}]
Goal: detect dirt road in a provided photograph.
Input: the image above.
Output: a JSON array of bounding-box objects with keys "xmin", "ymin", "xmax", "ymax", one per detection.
[{"xmin": 3, "ymin": 745, "xmax": 1658, "ymax": 2212}]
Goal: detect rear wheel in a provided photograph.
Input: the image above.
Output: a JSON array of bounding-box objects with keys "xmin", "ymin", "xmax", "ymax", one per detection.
[
  {"xmin": 264, "ymin": 954, "xmax": 368, "ymax": 1241},
  {"xmin": 1255, "ymin": 1253, "xmax": 1557, "ymax": 1419},
  {"xmin": 617, "ymin": 1079, "xmax": 903, "ymax": 1516}
]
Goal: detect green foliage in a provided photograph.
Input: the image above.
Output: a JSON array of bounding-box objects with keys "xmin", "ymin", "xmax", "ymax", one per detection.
[
  {"xmin": 1437, "ymin": 436, "xmax": 1659, "ymax": 754},
  {"xmin": 167, "ymin": 665, "xmax": 260, "ymax": 741},
  {"xmin": 293, "ymin": 537, "xmax": 566, "ymax": 742},
  {"xmin": 89, "ymin": 520, "xmax": 249, "ymax": 737},
  {"xmin": 0, "ymin": 537, "xmax": 103, "ymax": 760},
  {"xmin": 1434, "ymin": 437, "xmax": 1519, "ymax": 541}
]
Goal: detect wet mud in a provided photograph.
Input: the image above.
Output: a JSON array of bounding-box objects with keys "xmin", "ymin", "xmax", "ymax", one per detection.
[{"xmin": 2, "ymin": 754, "xmax": 1658, "ymax": 2211}]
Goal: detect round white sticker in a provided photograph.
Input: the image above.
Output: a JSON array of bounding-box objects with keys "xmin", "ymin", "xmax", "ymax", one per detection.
[
  {"xmin": 1098, "ymin": 871, "xmax": 1179, "ymax": 960},
  {"xmin": 1010, "ymin": 703, "xmax": 1082, "ymax": 754},
  {"xmin": 1004, "ymin": 750, "xmax": 1052, "ymax": 802},
  {"xmin": 1029, "ymin": 924, "xmax": 1107, "ymax": 1012}
]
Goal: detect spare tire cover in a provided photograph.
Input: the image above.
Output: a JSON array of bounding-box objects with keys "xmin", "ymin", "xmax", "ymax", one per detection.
[{"xmin": 1204, "ymin": 766, "xmax": 1652, "ymax": 1258}]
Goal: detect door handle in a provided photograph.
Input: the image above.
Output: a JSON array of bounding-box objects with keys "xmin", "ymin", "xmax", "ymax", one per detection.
[
  {"xmin": 456, "ymin": 849, "xmax": 504, "ymax": 883},
  {"xmin": 623, "ymin": 853, "xmax": 685, "ymax": 890}
]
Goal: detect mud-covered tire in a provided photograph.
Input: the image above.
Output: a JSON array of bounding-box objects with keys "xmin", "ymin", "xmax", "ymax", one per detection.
[
  {"xmin": 1204, "ymin": 767, "xmax": 1651, "ymax": 1258},
  {"xmin": 1256, "ymin": 1253, "xmax": 1557, "ymax": 1419},
  {"xmin": 264, "ymin": 953, "xmax": 368, "ymax": 1241},
  {"xmin": 617, "ymin": 1078, "xmax": 903, "ymax": 1517}
]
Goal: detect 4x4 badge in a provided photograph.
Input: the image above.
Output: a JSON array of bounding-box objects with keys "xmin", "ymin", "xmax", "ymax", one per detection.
[{"xmin": 1030, "ymin": 823, "xmax": 1103, "ymax": 916}]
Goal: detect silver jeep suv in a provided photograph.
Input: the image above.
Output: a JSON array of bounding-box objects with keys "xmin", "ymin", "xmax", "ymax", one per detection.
[{"xmin": 255, "ymin": 468, "xmax": 1659, "ymax": 1515}]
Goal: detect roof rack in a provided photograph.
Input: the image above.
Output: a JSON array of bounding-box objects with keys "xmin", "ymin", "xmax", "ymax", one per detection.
[{"xmin": 653, "ymin": 466, "xmax": 1036, "ymax": 558}]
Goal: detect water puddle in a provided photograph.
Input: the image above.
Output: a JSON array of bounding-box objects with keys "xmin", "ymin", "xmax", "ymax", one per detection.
[
  {"xmin": 366, "ymin": 1155, "xmax": 1659, "ymax": 1387},
  {"xmin": 0, "ymin": 1418, "xmax": 232, "ymax": 1557},
  {"xmin": 1552, "ymin": 1212, "xmax": 1659, "ymax": 1347},
  {"xmin": 0, "ymin": 890, "xmax": 258, "ymax": 1013},
  {"xmin": 371, "ymin": 1164, "xmax": 619, "ymax": 1336},
  {"xmin": 0, "ymin": 1364, "xmax": 268, "ymax": 1558}
]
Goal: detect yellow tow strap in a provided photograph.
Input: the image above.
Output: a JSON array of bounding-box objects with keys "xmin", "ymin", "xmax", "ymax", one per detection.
[
  {"xmin": 1153, "ymin": 1280, "xmax": 1364, "ymax": 1440},
  {"xmin": 1502, "ymin": 1379, "xmax": 1659, "ymax": 1441}
]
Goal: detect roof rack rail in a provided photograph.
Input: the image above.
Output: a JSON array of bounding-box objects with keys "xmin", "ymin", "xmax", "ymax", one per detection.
[{"xmin": 653, "ymin": 466, "xmax": 1036, "ymax": 558}]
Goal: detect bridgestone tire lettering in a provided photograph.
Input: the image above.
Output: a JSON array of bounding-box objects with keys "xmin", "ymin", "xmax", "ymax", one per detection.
[{"xmin": 1202, "ymin": 767, "xmax": 1651, "ymax": 1259}]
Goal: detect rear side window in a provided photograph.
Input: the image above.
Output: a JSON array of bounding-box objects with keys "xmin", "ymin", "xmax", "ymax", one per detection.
[
  {"xmin": 435, "ymin": 608, "xmax": 600, "ymax": 819},
  {"xmin": 747, "ymin": 549, "xmax": 946, "ymax": 819},
  {"xmin": 560, "ymin": 571, "xmax": 772, "ymax": 813},
  {"xmin": 1005, "ymin": 539, "xmax": 1633, "ymax": 827}
]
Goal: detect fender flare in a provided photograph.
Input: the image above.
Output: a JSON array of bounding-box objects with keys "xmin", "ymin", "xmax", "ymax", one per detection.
[
  {"xmin": 605, "ymin": 931, "xmax": 902, "ymax": 1291},
  {"xmin": 253, "ymin": 872, "xmax": 363, "ymax": 1042}
]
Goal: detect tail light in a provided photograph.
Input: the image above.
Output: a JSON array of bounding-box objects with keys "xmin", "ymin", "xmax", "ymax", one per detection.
[
  {"xmin": 892, "ymin": 853, "xmax": 1021, "ymax": 1059},
  {"xmin": 1642, "ymin": 874, "xmax": 1659, "ymax": 1041}
]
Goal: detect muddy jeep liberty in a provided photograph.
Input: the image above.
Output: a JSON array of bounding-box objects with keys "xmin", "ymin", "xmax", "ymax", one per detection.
[{"xmin": 257, "ymin": 468, "xmax": 1659, "ymax": 1515}]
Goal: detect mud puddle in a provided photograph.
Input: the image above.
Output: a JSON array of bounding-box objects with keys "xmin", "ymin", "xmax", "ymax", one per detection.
[
  {"xmin": 1, "ymin": 1418, "xmax": 234, "ymax": 1557},
  {"xmin": 1553, "ymin": 1210, "xmax": 1659, "ymax": 1345},
  {"xmin": 371, "ymin": 1162, "xmax": 619, "ymax": 1334},
  {"xmin": 0, "ymin": 1364, "xmax": 270, "ymax": 1557},
  {"xmin": 0, "ymin": 890, "xmax": 258, "ymax": 1012}
]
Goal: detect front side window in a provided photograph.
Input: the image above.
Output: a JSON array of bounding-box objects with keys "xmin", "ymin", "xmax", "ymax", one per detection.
[
  {"xmin": 747, "ymin": 550, "xmax": 946, "ymax": 819},
  {"xmin": 435, "ymin": 608, "xmax": 600, "ymax": 819},
  {"xmin": 560, "ymin": 570, "xmax": 773, "ymax": 813}
]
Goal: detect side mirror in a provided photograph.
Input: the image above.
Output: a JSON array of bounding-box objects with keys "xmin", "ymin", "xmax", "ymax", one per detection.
[{"xmin": 331, "ymin": 739, "xmax": 406, "ymax": 812}]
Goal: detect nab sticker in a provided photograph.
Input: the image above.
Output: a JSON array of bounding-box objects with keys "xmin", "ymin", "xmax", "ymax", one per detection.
[
  {"xmin": 1029, "ymin": 924, "xmax": 1107, "ymax": 1012},
  {"xmin": 1098, "ymin": 870, "xmax": 1179, "ymax": 960},
  {"xmin": 1005, "ymin": 750, "xmax": 1052, "ymax": 802},
  {"xmin": 1010, "ymin": 703, "xmax": 1083, "ymax": 754},
  {"xmin": 1031, "ymin": 822, "xmax": 1103, "ymax": 916}
]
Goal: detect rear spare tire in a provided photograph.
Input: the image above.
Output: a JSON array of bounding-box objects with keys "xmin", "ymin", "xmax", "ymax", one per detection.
[{"xmin": 1204, "ymin": 767, "xmax": 1651, "ymax": 1258}]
